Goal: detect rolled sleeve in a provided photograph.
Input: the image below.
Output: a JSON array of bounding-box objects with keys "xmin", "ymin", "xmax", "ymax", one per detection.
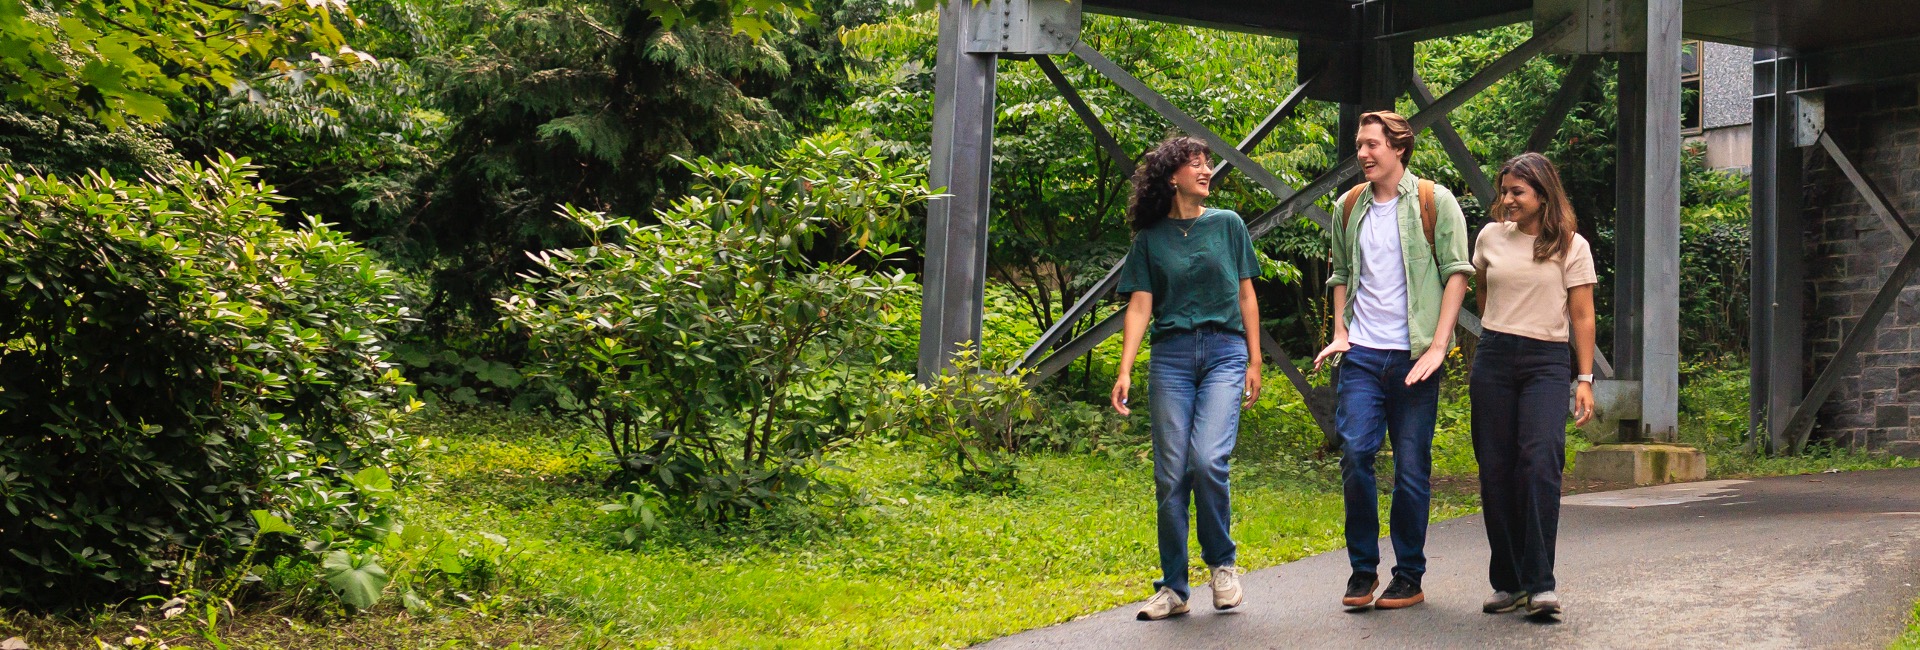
[
  {"xmin": 1433, "ymin": 187, "xmax": 1475, "ymax": 279},
  {"xmin": 1325, "ymin": 216, "xmax": 1350, "ymax": 288}
]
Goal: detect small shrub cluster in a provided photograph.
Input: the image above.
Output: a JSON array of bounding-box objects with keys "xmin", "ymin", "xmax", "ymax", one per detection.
[
  {"xmin": 502, "ymin": 134, "xmax": 931, "ymax": 521},
  {"xmin": 0, "ymin": 157, "xmax": 416, "ymax": 608}
]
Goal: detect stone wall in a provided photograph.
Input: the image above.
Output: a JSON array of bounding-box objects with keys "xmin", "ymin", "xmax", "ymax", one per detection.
[{"xmin": 1801, "ymin": 83, "xmax": 1920, "ymax": 453}]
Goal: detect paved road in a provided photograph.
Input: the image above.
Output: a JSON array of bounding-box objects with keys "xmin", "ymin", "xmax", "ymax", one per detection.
[{"xmin": 979, "ymin": 468, "xmax": 1920, "ymax": 649}]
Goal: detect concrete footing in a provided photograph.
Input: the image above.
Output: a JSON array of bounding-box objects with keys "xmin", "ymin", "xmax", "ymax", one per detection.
[{"xmin": 1573, "ymin": 443, "xmax": 1706, "ymax": 485}]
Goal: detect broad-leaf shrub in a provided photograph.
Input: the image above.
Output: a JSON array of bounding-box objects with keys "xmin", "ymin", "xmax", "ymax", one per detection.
[
  {"xmin": 501, "ymin": 134, "xmax": 930, "ymax": 520},
  {"xmin": 0, "ymin": 157, "xmax": 414, "ymax": 608},
  {"xmin": 877, "ymin": 349, "xmax": 1039, "ymax": 494}
]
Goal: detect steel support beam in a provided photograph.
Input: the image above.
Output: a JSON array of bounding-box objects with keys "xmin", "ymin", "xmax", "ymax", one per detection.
[
  {"xmin": 1023, "ymin": 20, "xmax": 1573, "ymax": 383},
  {"xmin": 1749, "ymin": 48, "xmax": 1806, "ymax": 453},
  {"xmin": 1213, "ymin": 74, "xmax": 1319, "ymax": 184},
  {"xmin": 1409, "ymin": 74, "xmax": 1497, "ymax": 210},
  {"xmin": 918, "ymin": 0, "xmax": 998, "ymax": 379},
  {"xmin": 1783, "ymin": 233, "xmax": 1920, "ymax": 454},
  {"xmin": 1612, "ymin": 52, "xmax": 1646, "ymax": 435},
  {"xmin": 1817, "ymin": 132, "xmax": 1914, "ymax": 243},
  {"xmin": 1035, "ymin": 55, "xmax": 1134, "ymax": 177},
  {"xmin": 1073, "ymin": 42, "xmax": 1308, "ymax": 208},
  {"xmin": 1525, "ymin": 55, "xmax": 1603, "ymax": 155},
  {"xmin": 1259, "ymin": 327, "xmax": 1338, "ymax": 447},
  {"xmin": 1636, "ymin": 0, "xmax": 1684, "ymax": 441},
  {"xmin": 1008, "ymin": 74, "xmax": 1326, "ymax": 375}
]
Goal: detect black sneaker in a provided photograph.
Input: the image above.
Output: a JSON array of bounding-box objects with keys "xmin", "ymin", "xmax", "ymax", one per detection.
[
  {"xmin": 1374, "ymin": 575, "xmax": 1425, "ymax": 609},
  {"xmin": 1341, "ymin": 571, "xmax": 1379, "ymax": 607}
]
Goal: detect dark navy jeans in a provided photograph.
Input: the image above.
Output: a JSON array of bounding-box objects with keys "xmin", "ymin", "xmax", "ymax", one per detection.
[
  {"xmin": 1336, "ymin": 343, "xmax": 1440, "ymax": 583},
  {"xmin": 1469, "ymin": 329, "xmax": 1571, "ymax": 594},
  {"xmin": 1148, "ymin": 327, "xmax": 1248, "ymax": 600}
]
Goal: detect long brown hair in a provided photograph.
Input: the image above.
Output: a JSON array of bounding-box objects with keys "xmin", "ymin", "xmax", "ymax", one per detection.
[
  {"xmin": 1126, "ymin": 136, "xmax": 1209, "ymax": 232},
  {"xmin": 1490, "ymin": 152, "xmax": 1577, "ymax": 261}
]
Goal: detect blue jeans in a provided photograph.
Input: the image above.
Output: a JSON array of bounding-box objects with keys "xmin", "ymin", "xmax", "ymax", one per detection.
[
  {"xmin": 1336, "ymin": 344, "xmax": 1440, "ymax": 583},
  {"xmin": 1148, "ymin": 327, "xmax": 1248, "ymax": 599},
  {"xmin": 1469, "ymin": 330, "xmax": 1571, "ymax": 594}
]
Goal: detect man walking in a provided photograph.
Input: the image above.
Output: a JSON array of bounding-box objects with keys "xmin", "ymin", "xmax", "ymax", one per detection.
[{"xmin": 1313, "ymin": 111, "xmax": 1473, "ymax": 610}]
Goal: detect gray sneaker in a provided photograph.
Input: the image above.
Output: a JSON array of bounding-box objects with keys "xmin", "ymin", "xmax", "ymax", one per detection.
[
  {"xmin": 1137, "ymin": 587, "xmax": 1190, "ymax": 620},
  {"xmin": 1210, "ymin": 565, "xmax": 1244, "ymax": 610},
  {"xmin": 1483, "ymin": 590, "xmax": 1529, "ymax": 613},
  {"xmin": 1526, "ymin": 590, "xmax": 1562, "ymax": 618}
]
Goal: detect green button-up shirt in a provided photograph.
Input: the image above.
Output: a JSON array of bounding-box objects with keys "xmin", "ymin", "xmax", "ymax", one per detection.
[{"xmin": 1324, "ymin": 170, "xmax": 1475, "ymax": 358}]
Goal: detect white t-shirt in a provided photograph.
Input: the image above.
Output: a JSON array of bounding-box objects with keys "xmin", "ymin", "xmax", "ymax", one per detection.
[{"xmin": 1348, "ymin": 197, "xmax": 1411, "ymax": 350}]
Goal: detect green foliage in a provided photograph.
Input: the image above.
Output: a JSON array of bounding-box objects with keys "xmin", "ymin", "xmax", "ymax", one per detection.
[
  {"xmin": 501, "ymin": 134, "xmax": 930, "ymax": 520},
  {"xmin": 0, "ymin": 157, "xmax": 415, "ymax": 608},
  {"xmin": 0, "ymin": 104, "xmax": 183, "ymax": 178},
  {"xmin": 1895, "ymin": 599, "xmax": 1920, "ymax": 650},
  {"xmin": 0, "ymin": 0, "xmax": 370, "ymax": 127},
  {"xmin": 410, "ymin": 0, "xmax": 884, "ymax": 333},
  {"xmin": 878, "ymin": 349, "xmax": 1039, "ymax": 493}
]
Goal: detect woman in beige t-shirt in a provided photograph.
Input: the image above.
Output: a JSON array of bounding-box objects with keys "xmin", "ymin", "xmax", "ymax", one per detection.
[{"xmin": 1468, "ymin": 152, "xmax": 1596, "ymax": 620}]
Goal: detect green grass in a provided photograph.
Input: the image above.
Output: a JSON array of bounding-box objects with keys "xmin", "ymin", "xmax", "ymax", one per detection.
[
  {"xmin": 1895, "ymin": 600, "xmax": 1920, "ymax": 650},
  {"xmin": 12, "ymin": 362, "xmax": 1918, "ymax": 649},
  {"xmin": 391, "ymin": 410, "xmax": 1477, "ymax": 648}
]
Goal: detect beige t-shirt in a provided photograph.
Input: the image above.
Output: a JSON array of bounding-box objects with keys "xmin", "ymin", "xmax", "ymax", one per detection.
[{"xmin": 1472, "ymin": 221, "xmax": 1598, "ymax": 342}]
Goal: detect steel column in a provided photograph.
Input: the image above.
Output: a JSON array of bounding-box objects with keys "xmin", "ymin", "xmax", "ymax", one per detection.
[
  {"xmin": 1749, "ymin": 47, "xmax": 1806, "ymax": 453},
  {"xmin": 1611, "ymin": 52, "xmax": 1648, "ymax": 440},
  {"xmin": 918, "ymin": 0, "xmax": 999, "ymax": 379},
  {"xmin": 1637, "ymin": 0, "xmax": 1684, "ymax": 441}
]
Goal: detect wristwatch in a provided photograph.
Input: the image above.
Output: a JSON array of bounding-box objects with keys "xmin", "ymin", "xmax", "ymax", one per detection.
[{"xmin": 1575, "ymin": 374, "xmax": 1594, "ymax": 384}]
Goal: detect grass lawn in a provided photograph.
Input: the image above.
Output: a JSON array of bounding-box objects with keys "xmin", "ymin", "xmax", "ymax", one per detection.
[
  {"xmin": 1897, "ymin": 600, "xmax": 1920, "ymax": 650},
  {"xmin": 390, "ymin": 412, "xmax": 1479, "ymax": 648},
  {"xmin": 7, "ymin": 364, "xmax": 1916, "ymax": 648}
]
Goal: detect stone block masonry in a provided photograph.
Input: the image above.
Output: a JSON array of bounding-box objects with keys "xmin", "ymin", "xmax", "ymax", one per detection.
[{"xmin": 1802, "ymin": 83, "xmax": 1920, "ymax": 452}]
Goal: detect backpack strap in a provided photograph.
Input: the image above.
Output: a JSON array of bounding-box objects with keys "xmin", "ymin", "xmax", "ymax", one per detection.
[
  {"xmin": 1342, "ymin": 180, "xmax": 1440, "ymax": 263},
  {"xmin": 1418, "ymin": 179, "xmax": 1437, "ymax": 249},
  {"xmin": 1338, "ymin": 183, "xmax": 1369, "ymax": 233}
]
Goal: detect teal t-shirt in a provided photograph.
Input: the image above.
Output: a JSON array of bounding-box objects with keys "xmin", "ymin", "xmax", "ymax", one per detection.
[{"xmin": 1116, "ymin": 208, "xmax": 1261, "ymax": 339}]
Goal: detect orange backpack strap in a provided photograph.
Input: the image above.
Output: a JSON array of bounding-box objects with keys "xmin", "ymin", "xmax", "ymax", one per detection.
[
  {"xmin": 1338, "ymin": 183, "xmax": 1369, "ymax": 233},
  {"xmin": 1418, "ymin": 179, "xmax": 1437, "ymax": 249}
]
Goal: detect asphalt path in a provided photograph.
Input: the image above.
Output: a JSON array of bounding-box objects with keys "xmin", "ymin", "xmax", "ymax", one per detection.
[{"xmin": 978, "ymin": 468, "xmax": 1920, "ymax": 649}]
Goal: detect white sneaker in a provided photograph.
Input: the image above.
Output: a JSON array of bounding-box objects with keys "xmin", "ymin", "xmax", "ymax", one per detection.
[
  {"xmin": 1210, "ymin": 565, "xmax": 1244, "ymax": 610},
  {"xmin": 1526, "ymin": 590, "xmax": 1562, "ymax": 617},
  {"xmin": 1482, "ymin": 590, "xmax": 1529, "ymax": 613},
  {"xmin": 1136, "ymin": 587, "xmax": 1189, "ymax": 620}
]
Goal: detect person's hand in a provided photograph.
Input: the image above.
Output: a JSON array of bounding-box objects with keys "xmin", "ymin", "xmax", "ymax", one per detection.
[
  {"xmin": 1406, "ymin": 347, "xmax": 1446, "ymax": 386},
  {"xmin": 1573, "ymin": 381, "xmax": 1596, "ymax": 427},
  {"xmin": 1313, "ymin": 335, "xmax": 1350, "ymax": 372},
  {"xmin": 1111, "ymin": 375, "xmax": 1133, "ymax": 416},
  {"xmin": 1243, "ymin": 367, "xmax": 1263, "ymax": 409}
]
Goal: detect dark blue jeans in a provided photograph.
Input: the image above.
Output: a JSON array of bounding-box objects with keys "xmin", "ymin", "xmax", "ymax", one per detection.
[
  {"xmin": 1469, "ymin": 330, "xmax": 1571, "ymax": 594},
  {"xmin": 1148, "ymin": 327, "xmax": 1247, "ymax": 600},
  {"xmin": 1336, "ymin": 344, "xmax": 1440, "ymax": 583}
]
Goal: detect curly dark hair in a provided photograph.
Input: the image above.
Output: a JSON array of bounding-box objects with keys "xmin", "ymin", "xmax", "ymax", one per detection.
[{"xmin": 1126, "ymin": 136, "xmax": 1210, "ymax": 232}]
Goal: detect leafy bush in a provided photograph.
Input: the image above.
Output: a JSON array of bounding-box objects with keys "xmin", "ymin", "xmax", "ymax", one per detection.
[
  {"xmin": 0, "ymin": 157, "xmax": 415, "ymax": 608},
  {"xmin": 878, "ymin": 349, "xmax": 1039, "ymax": 493},
  {"xmin": 501, "ymin": 134, "xmax": 930, "ymax": 520}
]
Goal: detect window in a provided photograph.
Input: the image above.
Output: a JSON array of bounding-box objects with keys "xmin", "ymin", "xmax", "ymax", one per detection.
[{"xmin": 1681, "ymin": 40, "xmax": 1703, "ymax": 134}]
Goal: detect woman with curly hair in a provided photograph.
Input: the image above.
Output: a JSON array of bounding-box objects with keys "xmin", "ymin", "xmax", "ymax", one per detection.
[{"xmin": 1110, "ymin": 135, "xmax": 1264, "ymax": 621}]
